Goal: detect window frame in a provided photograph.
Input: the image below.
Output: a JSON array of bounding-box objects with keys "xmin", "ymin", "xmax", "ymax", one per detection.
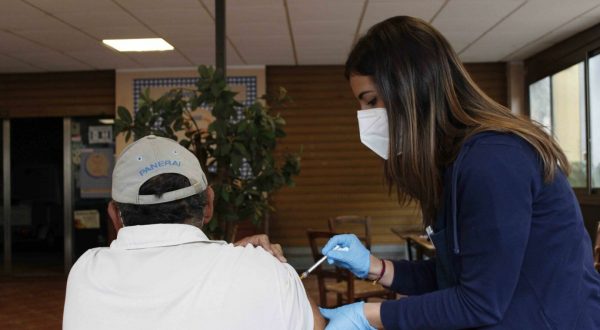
[
  {"xmin": 526, "ymin": 46, "xmax": 600, "ymax": 201},
  {"xmin": 586, "ymin": 49, "xmax": 600, "ymax": 195}
]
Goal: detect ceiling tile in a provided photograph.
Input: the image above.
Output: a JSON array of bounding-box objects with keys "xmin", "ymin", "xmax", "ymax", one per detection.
[
  {"xmin": 231, "ymin": 36, "xmax": 294, "ymax": 65},
  {"xmin": 14, "ymin": 27, "xmax": 100, "ymax": 52},
  {"xmin": 460, "ymin": 0, "xmax": 600, "ymax": 61},
  {"xmin": 127, "ymin": 51, "xmax": 195, "ymax": 67},
  {"xmin": 295, "ymin": 32, "xmax": 354, "ymax": 64},
  {"xmin": 0, "ymin": 30, "xmax": 49, "ymax": 54},
  {"xmin": 52, "ymin": 10, "xmax": 143, "ymax": 30},
  {"xmin": 66, "ymin": 46, "xmax": 142, "ymax": 70},
  {"xmin": 121, "ymin": 0, "xmax": 205, "ymax": 10},
  {"xmin": 505, "ymin": 4, "xmax": 600, "ymax": 60},
  {"xmin": 11, "ymin": 50, "xmax": 93, "ymax": 71},
  {"xmin": 227, "ymin": 3, "xmax": 287, "ymax": 38},
  {"xmin": 226, "ymin": 46, "xmax": 244, "ymax": 65},
  {"xmin": 297, "ymin": 49, "xmax": 348, "ymax": 65},
  {"xmin": 360, "ymin": 0, "xmax": 446, "ymax": 34},
  {"xmin": 25, "ymin": 0, "xmax": 118, "ymax": 13},
  {"xmin": 0, "ymin": 54, "xmax": 41, "ymax": 72},
  {"xmin": 0, "ymin": 0, "xmax": 66, "ymax": 30},
  {"xmin": 289, "ymin": 0, "xmax": 363, "ymax": 64},
  {"xmin": 177, "ymin": 46, "xmax": 214, "ymax": 65},
  {"xmin": 432, "ymin": 0, "xmax": 524, "ymax": 53},
  {"xmin": 154, "ymin": 24, "xmax": 213, "ymax": 42},
  {"xmin": 85, "ymin": 25, "xmax": 156, "ymax": 40},
  {"xmin": 124, "ymin": 8, "xmax": 213, "ymax": 29}
]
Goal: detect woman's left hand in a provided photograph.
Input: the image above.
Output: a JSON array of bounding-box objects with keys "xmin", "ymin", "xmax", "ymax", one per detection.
[
  {"xmin": 234, "ymin": 234, "xmax": 287, "ymax": 262},
  {"xmin": 319, "ymin": 302, "xmax": 376, "ymax": 330}
]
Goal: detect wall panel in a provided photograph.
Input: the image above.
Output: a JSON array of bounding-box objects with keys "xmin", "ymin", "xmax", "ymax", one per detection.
[
  {"xmin": 267, "ymin": 64, "xmax": 507, "ymax": 247},
  {"xmin": 0, "ymin": 71, "xmax": 115, "ymax": 118}
]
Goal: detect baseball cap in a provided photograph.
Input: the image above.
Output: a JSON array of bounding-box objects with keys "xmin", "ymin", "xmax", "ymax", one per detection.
[{"xmin": 112, "ymin": 135, "xmax": 207, "ymax": 205}]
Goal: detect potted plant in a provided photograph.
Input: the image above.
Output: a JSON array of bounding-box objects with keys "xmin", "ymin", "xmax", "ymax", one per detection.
[{"xmin": 114, "ymin": 66, "xmax": 301, "ymax": 240}]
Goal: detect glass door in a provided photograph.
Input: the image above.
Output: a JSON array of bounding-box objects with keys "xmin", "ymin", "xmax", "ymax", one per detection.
[
  {"xmin": 1, "ymin": 116, "xmax": 115, "ymax": 274},
  {"xmin": 9, "ymin": 118, "xmax": 64, "ymax": 275}
]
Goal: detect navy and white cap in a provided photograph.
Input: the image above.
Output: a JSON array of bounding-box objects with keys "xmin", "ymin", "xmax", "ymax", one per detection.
[{"xmin": 112, "ymin": 135, "xmax": 207, "ymax": 205}]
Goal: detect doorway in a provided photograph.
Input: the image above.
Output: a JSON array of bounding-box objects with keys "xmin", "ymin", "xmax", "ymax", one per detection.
[
  {"xmin": 1, "ymin": 117, "xmax": 116, "ymax": 275},
  {"xmin": 3, "ymin": 118, "xmax": 64, "ymax": 275}
]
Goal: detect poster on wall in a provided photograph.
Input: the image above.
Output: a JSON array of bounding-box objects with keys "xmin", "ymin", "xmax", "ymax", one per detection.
[
  {"xmin": 74, "ymin": 209, "xmax": 100, "ymax": 229},
  {"xmin": 88, "ymin": 125, "xmax": 114, "ymax": 144},
  {"xmin": 79, "ymin": 148, "xmax": 114, "ymax": 198}
]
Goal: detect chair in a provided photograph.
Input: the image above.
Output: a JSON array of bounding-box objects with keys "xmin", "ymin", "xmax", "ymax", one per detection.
[
  {"xmin": 594, "ymin": 221, "xmax": 600, "ymax": 272},
  {"xmin": 328, "ymin": 215, "xmax": 372, "ymax": 250},
  {"xmin": 306, "ymin": 230, "xmax": 394, "ymax": 307}
]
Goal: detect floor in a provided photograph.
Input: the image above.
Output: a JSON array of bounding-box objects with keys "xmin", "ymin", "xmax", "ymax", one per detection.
[
  {"xmin": 0, "ymin": 274, "xmax": 388, "ymax": 329},
  {"xmin": 0, "ymin": 276, "xmax": 66, "ymax": 330}
]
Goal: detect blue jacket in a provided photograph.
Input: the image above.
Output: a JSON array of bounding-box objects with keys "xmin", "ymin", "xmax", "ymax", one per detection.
[{"xmin": 380, "ymin": 132, "xmax": 600, "ymax": 329}]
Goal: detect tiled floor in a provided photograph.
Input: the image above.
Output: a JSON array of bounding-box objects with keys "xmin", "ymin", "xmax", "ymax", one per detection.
[
  {"xmin": 0, "ymin": 276, "xmax": 66, "ymax": 330},
  {"xmin": 0, "ymin": 274, "xmax": 388, "ymax": 329}
]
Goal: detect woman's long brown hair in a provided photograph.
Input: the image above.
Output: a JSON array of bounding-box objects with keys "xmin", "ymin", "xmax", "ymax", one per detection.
[{"xmin": 345, "ymin": 16, "xmax": 569, "ymax": 225}]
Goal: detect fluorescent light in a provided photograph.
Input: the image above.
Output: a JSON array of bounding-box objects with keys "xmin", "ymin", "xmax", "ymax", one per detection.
[
  {"xmin": 102, "ymin": 38, "xmax": 174, "ymax": 52},
  {"xmin": 99, "ymin": 119, "xmax": 114, "ymax": 125}
]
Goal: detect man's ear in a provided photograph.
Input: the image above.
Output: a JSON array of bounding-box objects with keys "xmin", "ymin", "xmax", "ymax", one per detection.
[
  {"xmin": 108, "ymin": 201, "xmax": 124, "ymax": 232},
  {"xmin": 202, "ymin": 186, "xmax": 215, "ymax": 225}
]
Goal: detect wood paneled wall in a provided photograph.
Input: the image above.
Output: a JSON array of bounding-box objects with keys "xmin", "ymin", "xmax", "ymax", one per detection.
[
  {"xmin": 0, "ymin": 70, "xmax": 115, "ymax": 118},
  {"xmin": 267, "ymin": 64, "xmax": 507, "ymax": 247}
]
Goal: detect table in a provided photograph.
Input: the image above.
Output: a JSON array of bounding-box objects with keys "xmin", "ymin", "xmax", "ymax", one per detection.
[{"xmin": 390, "ymin": 227, "xmax": 435, "ymax": 261}]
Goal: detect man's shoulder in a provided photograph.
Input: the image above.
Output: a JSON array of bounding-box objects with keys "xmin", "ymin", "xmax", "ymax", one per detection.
[{"xmin": 212, "ymin": 243, "xmax": 297, "ymax": 275}]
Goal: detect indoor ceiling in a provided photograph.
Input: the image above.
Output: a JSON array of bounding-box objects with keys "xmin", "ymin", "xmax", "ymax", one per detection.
[{"xmin": 1, "ymin": 0, "xmax": 600, "ymax": 73}]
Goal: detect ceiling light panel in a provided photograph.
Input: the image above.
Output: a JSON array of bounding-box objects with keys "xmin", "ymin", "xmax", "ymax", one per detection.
[{"xmin": 102, "ymin": 38, "xmax": 174, "ymax": 52}]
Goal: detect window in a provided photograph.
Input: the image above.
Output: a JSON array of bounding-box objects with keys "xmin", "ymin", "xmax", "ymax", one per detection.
[
  {"xmin": 529, "ymin": 62, "xmax": 588, "ymax": 187},
  {"xmin": 590, "ymin": 53, "xmax": 600, "ymax": 188},
  {"xmin": 529, "ymin": 77, "xmax": 551, "ymax": 131},
  {"xmin": 552, "ymin": 63, "xmax": 587, "ymax": 187}
]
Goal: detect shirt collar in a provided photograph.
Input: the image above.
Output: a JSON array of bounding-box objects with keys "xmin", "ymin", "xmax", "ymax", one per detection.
[{"xmin": 110, "ymin": 223, "xmax": 226, "ymax": 250}]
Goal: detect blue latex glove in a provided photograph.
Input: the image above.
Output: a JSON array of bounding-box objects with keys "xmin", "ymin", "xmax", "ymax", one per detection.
[
  {"xmin": 319, "ymin": 302, "xmax": 376, "ymax": 330},
  {"xmin": 322, "ymin": 234, "xmax": 370, "ymax": 278}
]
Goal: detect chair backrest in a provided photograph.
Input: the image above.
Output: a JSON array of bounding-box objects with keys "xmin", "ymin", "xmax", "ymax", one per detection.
[
  {"xmin": 328, "ymin": 215, "xmax": 372, "ymax": 250},
  {"xmin": 594, "ymin": 221, "xmax": 600, "ymax": 272},
  {"xmin": 306, "ymin": 230, "xmax": 336, "ymax": 262},
  {"xmin": 306, "ymin": 229, "xmax": 353, "ymax": 283}
]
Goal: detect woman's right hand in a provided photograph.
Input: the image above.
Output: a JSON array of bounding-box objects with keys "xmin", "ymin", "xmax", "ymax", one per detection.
[{"xmin": 322, "ymin": 234, "xmax": 371, "ymax": 278}]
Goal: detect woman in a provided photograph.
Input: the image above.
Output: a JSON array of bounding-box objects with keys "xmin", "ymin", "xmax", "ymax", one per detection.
[{"xmin": 317, "ymin": 16, "xmax": 600, "ymax": 329}]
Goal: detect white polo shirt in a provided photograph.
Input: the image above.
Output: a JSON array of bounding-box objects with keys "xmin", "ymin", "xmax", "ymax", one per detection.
[{"xmin": 63, "ymin": 224, "xmax": 313, "ymax": 330}]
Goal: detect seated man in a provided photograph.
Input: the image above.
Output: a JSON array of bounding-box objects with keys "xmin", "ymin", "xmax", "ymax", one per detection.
[{"xmin": 63, "ymin": 135, "xmax": 324, "ymax": 330}]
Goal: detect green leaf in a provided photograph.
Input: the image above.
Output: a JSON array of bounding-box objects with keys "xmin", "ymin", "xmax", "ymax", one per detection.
[
  {"xmin": 236, "ymin": 120, "xmax": 248, "ymax": 134},
  {"xmin": 234, "ymin": 193, "xmax": 244, "ymax": 207},
  {"xmin": 234, "ymin": 143, "xmax": 250, "ymax": 157},
  {"xmin": 221, "ymin": 143, "xmax": 232, "ymax": 155},
  {"xmin": 231, "ymin": 154, "xmax": 243, "ymax": 172},
  {"xmin": 179, "ymin": 139, "xmax": 191, "ymax": 149},
  {"xmin": 136, "ymin": 106, "xmax": 151, "ymax": 124},
  {"xmin": 221, "ymin": 187, "xmax": 230, "ymax": 202},
  {"xmin": 117, "ymin": 106, "xmax": 133, "ymax": 124}
]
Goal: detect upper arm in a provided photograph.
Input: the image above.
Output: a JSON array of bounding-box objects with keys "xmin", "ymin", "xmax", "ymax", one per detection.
[
  {"xmin": 276, "ymin": 263, "xmax": 317, "ymax": 330},
  {"xmin": 455, "ymin": 142, "xmax": 537, "ymax": 318},
  {"xmin": 380, "ymin": 142, "xmax": 542, "ymax": 329},
  {"xmin": 308, "ymin": 297, "xmax": 327, "ymax": 330}
]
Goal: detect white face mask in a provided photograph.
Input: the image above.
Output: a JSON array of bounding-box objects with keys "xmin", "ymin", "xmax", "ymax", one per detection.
[{"xmin": 357, "ymin": 108, "xmax": 390, "ymax": 159}]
